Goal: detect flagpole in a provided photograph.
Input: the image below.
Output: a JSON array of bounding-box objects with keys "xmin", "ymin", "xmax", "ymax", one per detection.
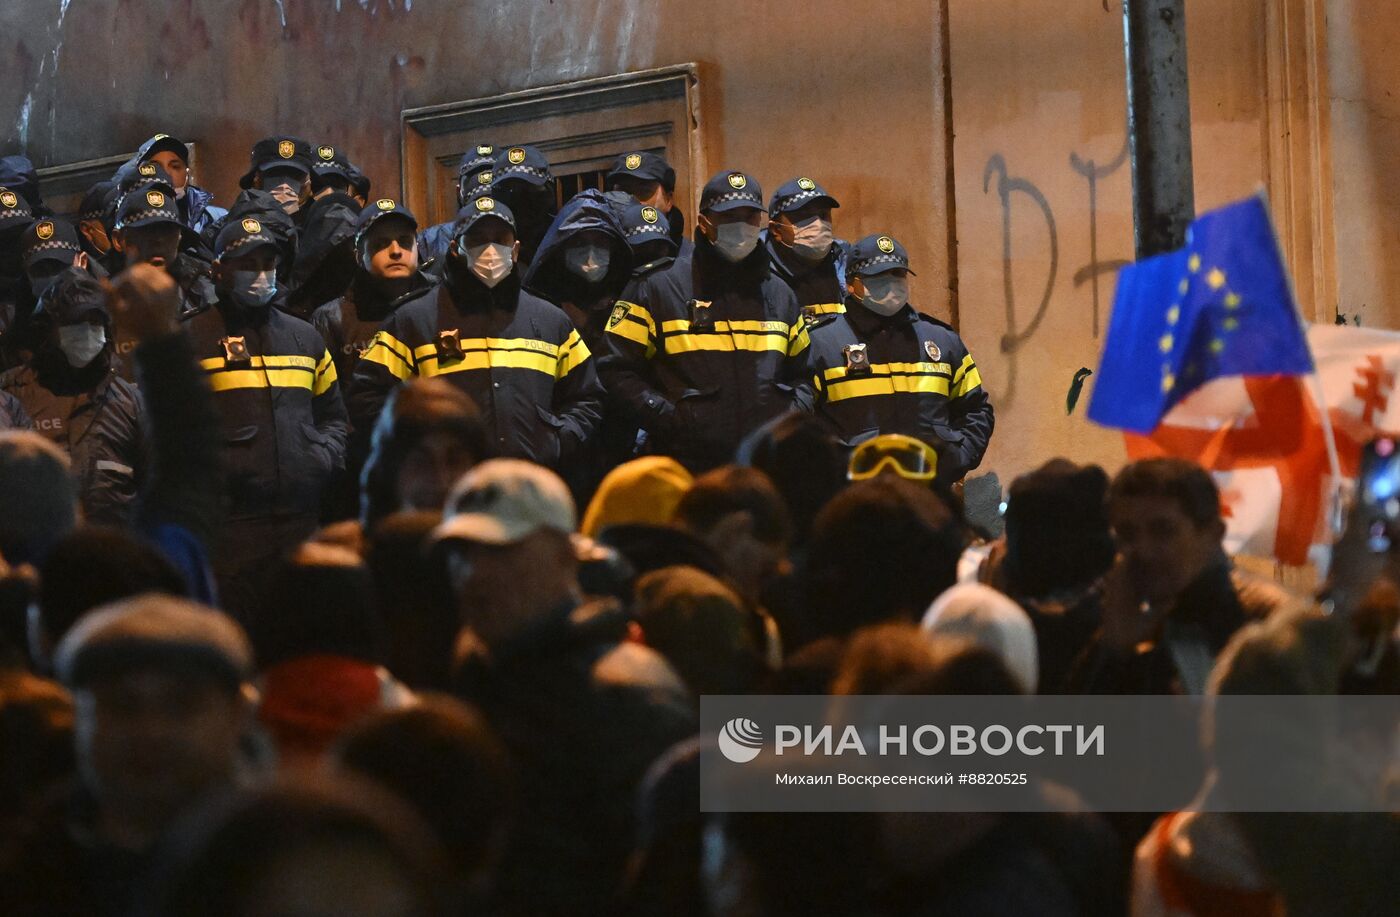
[{"xmin": 1256, "ymin": 188, "xmax": 1346, "ymax": 541}]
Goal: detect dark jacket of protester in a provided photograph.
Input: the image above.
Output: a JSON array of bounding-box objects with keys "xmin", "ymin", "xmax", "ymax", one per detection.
[
  {"xmin": 798, "ymin": 299, "xmax": 995, "ymax": 479},
  {"xmin": 350, "ymin": 263, "xmax": 603, "ymax": 469},
  {"xmin": 597, "ymin": 238, "xmax": 810, "ymax": 472},
  {"xmin": 453, "ymin": 599, "xmax": 695, "ymax": 916},
  {"xmin": 1069, "ymin": 560, "xmax": 1293, "ymax": 695},
  {"xmin": 0, "ymin": 272, "xmax": 144, "ymax": 526}
]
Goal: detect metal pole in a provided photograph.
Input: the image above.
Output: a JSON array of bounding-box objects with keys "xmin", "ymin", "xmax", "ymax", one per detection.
[{"xmin": 1123, "ymin": 0, "xmax": 1195, "ymax": 258}]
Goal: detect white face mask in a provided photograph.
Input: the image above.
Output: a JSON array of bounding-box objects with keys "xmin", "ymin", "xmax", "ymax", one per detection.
[
  {"xmin": 58, "ymin": 323, "xmax": 106, "ymax": 368},
  {"xmin": 786, "ymin": 216, "xmax": 834, "ymax": 262},
  {"xmin": 466, "ymin": 242, "xmax": 514, "ymax": 288},
  {"xmin": 173, "ymin": 182, "xmax": 187, "ymax": 200},
  {"xmin": 564, "ymin": 243, "xmax": 611, "ymax": 282},
  {"xmin": 860, "ymin": 274, "xmax": 910, "ymax": 316},
  {"xmin": 267, "ymin": 181, "xmax": 301, "ymax": 215},
  {"xmin": 711, "ymin": 221, "xmax": 760, "ymax": 262},
  {"xmin": 231, "ymin": 269, "xmax": 278, "ymax": 307}
]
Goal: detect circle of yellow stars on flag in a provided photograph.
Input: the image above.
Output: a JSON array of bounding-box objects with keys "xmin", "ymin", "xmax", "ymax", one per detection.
[{"xmin": 1158, "ymin": 251, "xmax": 1245, "ymax": 395}]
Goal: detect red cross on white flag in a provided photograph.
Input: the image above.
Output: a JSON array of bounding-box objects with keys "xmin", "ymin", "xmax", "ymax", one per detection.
[{"xmin": 1124, "ymin": 324, "xmax": 1400, "ymax": 566}]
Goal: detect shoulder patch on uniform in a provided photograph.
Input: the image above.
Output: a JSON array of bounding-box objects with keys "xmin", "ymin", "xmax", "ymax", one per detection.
[
  {"xmin": 633, "ymin": 256, "xmax": 674, "ymax": 276},
  {"xmin": 607, "ymin": 302, "xmax": 630, "ymax": 328}
]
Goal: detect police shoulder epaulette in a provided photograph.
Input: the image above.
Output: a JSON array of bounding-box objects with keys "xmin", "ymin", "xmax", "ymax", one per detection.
[
  {"xmin": 916, "ymin": 312, "xmax": 957, "ymax": 332},
  {"xmin": 632, "ymin": 256, "xmax": 674, "ymax": 277},
  {"xmin": 805, "ymin": 312, "xmax": 842, "ymax": 331},
  {"xmin": 179, "ymin": 300, "xmax": 214, "ymax": 322}
]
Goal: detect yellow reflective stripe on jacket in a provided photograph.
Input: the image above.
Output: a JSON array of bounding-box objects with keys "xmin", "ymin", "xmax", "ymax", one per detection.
[
  {"xmin": 409, "ymin": 337, "xmax": 561, "ymax": 380},
  {"xmin": 821, "ymin": 361, "xmax": 951, "ymax": 382},
  {"xmin": 787, "ymin": 320, "xmax": 811, "ymax": 357},
  {"xmin": 205, "ymin": 368, "xmax": 316, "ymax": 393},
  {"xmin": 200, "ymin": 353, "xmax": 320, "ymax": 393},
  {"xmin": 951, "ymin": 354, "xmax": 983, "ymax": 398},
  {"xmin": 556, "ymin": 330, "xmax": 591, "ymax": 379},
  {"xmin": 822, "ymin": 361, "xmax": 954, "ymax": 404},
  {"xmin": 658, "ymin": 319, "xmax": 794, "ymax": 356},
  {"xmin": 803, "ymin": 302, "xmax": 846, "ymax": 317},
  {"xmin": 313, "ymin": 349, "xmax": 338, "ymax": 396},
  {"xmin": 199, "ymin": 354, "xmax": 317, "ymax": 371},
  {"xmin": 361, "ymin": 331, "xmax": 417, "ymax": 381}
]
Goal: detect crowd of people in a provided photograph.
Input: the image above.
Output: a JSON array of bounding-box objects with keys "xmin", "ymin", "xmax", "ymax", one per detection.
[{"xmin": 0, "ymin": 135, "xmax": 1394, "ymax": 916}]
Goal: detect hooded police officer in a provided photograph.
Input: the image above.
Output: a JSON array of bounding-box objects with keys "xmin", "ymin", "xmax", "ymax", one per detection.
[
  {"xmin": 598, "ymin": 170, "xmax": 810, "ymax": 472},
  {"xmin": 795, "ymin": 233, "xmax": 994, "ymax": 482},
  {"xmin": 350, "ymin": 195, "xmax": 603, "ymax": 470},
  {"xmin": 0, "ymin": 268, "xmax": 144, "ymax": 526},
  {"xmin": 183, "ymin": 215, "xmax": 349, "ymax": 619}
]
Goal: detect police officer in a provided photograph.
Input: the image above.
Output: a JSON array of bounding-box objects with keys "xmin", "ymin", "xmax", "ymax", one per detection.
[
  {"xmin": 75, "ymin": 181, "xmax": 122, "ymax": 275},
  {"xmin": 309, "ymin": 144, "xmax": 371, "ymax": 207},
  {"xmin": 605, "ymin": 150, "xmax": 687, "ymax": 250},
  {"xmin": 0, "ymin": 188, "xmax": 35, "ymax": 370},
  {"xmin": 598, "ymin": 170, "xmax": 809, "ymax": 472},
  {"xmin": 313, "ymin": 199, "xmax": 435, "ymax": 395},
  {"xmin": 0, "ymin": 269, "xmax": 144, "ymax": 526},
  {"xmin": 489, "ymin": 145, "xmax": 555, "ymax": 269},
  {"xmin": 418, "ymin": 144, "xmax": 495, "ymax": 268},
  {"xmin": 350, "ymin": 195, "xmax": 602, "ymax": 469},
  {"xmin": 795, "ymin": 233, "xmax": 994, "ymax": 481},
  {"xmin": 238, "ymin": 136, "xmax": 315, "ymax": 221},
  {"xmin": 185, "ymin": 215, "xmax": 349, "ymax": 618},
  {"xmin": 20, "ymin": 218, "xmax": 90, "ymax": 300},
  {"xmin": 111, "ymin": 182, "xmax": 216, "ymax": 373},
  {"xmin": 767, "ymin": 177, "xmax": 847, "ymax": 322},
  {"xmin": 619, "ymin": 198, "xmax": 678, "ymax": 273},
  {"xmin": 134, "ymin": 133, "xmax": 228, "ymax": 236}
]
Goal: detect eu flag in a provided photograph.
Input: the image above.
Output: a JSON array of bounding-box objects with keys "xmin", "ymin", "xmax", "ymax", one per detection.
[{"xmin": 1088, "ymin": 196, "xmax": 1314, "ymax": 433}]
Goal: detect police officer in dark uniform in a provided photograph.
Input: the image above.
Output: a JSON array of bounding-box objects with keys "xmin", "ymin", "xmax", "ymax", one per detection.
[
  {"xmin": 184, "ymin": 215, "xmax": 349, "ymax": 618},
  {"xmin": 133, "ymin": 133, "xmax": 228, "ymax": 236},
  {"xmin": 111, "ymin": 182, "xmax": 217, "ymax": 375},
  {"xmin": 350, "ymin": 195, "xmax": 602, "ymax": 469},
  {"xmin": 489, "ymin": 145, "xmax": 555, "ymax": 269},
  {"xmin": 767, "ymin": 176, "xmax": 847, "ymax": 323},
  {"xmin": 313, "ymin": 199, "xmax": 435, "ymax": 386},
  {"xmin": 0, "ymin": 269, "xmax": 144, "ymax": 526},
  {"xmin": 238, "ymin": 136, "xmax": 315, "ymax": 222},
  {"xmin": 0, "ymin": 188, "xmax": 36, "ymax": 371},
  {"xmin": 605, "ymin": 150, "xmax": 688, "ymax": 251},
  {"xmin": 795, "ymin": 233, "xmax": 994, "ymax": 481},
  {"xmin": 619, "ymin": 199, "xmax": 679, "ymax": 273},
  {"xmin": 598, "ymin": 170, "xmax": 810, "ymax": 473},
  {"xmin": 75, "ymin": 181, "xmax": 122, "ymax": 275},
  {"xmin": 20, "ymin": 218, "xmax": 90, "ymax": 300},
  {"xmin": 309, "ymin": 144, "xmax": 371, "ymax": 207},
  {"xmin": 418, "ymin": 144, "xmax": 495, "ymax": 269}
]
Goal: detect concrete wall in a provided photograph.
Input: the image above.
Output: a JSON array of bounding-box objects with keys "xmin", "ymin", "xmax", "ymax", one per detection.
[{"xmin": 947, "ymin": 0, "xmax": 1338, "ymax": 482}]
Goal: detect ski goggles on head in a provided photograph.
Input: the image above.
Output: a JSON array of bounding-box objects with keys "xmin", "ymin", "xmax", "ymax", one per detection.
[{"xmin": 847, "ymin": 434, "xmax": 939, "ymax": 482}]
